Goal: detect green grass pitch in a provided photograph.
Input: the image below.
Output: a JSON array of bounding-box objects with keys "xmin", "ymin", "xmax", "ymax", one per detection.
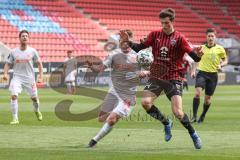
[{"xmin": 0, "ymin": 85, "xmax": 240, "ymax": 160}]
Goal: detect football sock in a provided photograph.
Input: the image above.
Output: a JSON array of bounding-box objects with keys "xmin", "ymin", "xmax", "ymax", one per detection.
[
  {"xmin": 33, "ymin": 99, "xmax": 40, "ymax": 112},
  {"xmin": 200, "ymin": 103, "xmax": 211, "ymax": 118},
  {"xmin": 11, "ymin": 99, "xmax": 18, "ymax": 120},
  {"xmin": 180, "ymin": 113, "xmax": 195, "ymax": 134},
  {"xmin": 93, "ymin": 122, "xmax": 113, "ymax": 142},
  {"xmin": 147, "ymin": 105, "xmax": 169, "ymax": 125},
  {"xmin": 192, "ymin": 97, "xmax": 200, "ymax": 118},
  {"xmin": 66, "ymin": 84, "xmax": 72, "ymax": 94}
]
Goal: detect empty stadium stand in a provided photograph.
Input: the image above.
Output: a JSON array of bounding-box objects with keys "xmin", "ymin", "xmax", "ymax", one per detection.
[
  {"xmin": 68, "ymin": 0, "xmax": 226, "ymax": 44},
  {"xmin": 0, "ymin": 0, "xmax": 239, "ymax": 62},
  {"xmin": 180, "ymin": 0, "xmax": 240, "ymax": 39},
  {"xmin": 0, "ymin": 0, "xmax": 108, "ymax": 62}
]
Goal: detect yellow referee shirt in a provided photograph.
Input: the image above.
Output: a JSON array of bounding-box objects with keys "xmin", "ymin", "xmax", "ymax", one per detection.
[{"xmin": 198, "ymin": 44, "xmax": 227, "ymax": 72}]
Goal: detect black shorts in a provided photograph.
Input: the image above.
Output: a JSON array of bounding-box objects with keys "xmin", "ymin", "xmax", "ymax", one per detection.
[
  {"xmin": 144, "ymin": 78, "xmax": 183, "ymax": 101},
  {"xmin": 195, "ymin": 70, "xmax": 218, "ymax": 96}
]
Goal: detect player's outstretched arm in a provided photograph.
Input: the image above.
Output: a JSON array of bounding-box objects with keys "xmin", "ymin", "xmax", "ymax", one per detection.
[
  {"xmin": 188, "ymin": 46, "xmax": 204, "ymax": 62},
  {"xmin": 86, "ymin": 60, "xmax": 106, "ymax": 73},
  {"xmin": 119, "ymin": 30, "xmax": 147, "ymax": 53},
  {"xmin": 37, "ymin": 60, "xmax": 43, "ymax": 83},
  {"xmin": 3, "ymin": 63, "xmax": 10, "ymax": 81}
]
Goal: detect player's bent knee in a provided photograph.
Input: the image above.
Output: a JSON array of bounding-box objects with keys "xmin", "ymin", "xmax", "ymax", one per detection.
[
  {"xmin": 11, "ymin": 95, "xmax": 18, "ymax": 100},
  {"xmin": 31, "ymin": 97, "xmax": 38, "ymax": 102},
  {"xmin": 194, "ymin": 91, "xmax": 201, "ymax": 98},
  {"xmin": 98, "ymin": 116, "xmax": 106, "ymax": 123},
  {"xmin": 141, "ymin": 98, "xmax": 153, "ymax": 110},
  {"xmin": 107, "ymin": 119, "xmax": 117, "ymax": 126},
  {"xmin": 98, "ymin": 112, "xmax": 109, "ymax": 122},
  {"xmin": 173, "ymin": 110, "xmax": 184, "ymax": 119},
  {"xmin": 194, "ymin": 88, "xmax": 202, "ymax": 98},
  {"xmin": 107, "ymin": 116, "xmax": 118, "ymax": 126},
  {"xmin": 195, "ymin": 94, "xmax": 201, "ymax": 98},
  {"xmin": 204, "ymin": 96, "xmax": 211, "ymax": 104}
]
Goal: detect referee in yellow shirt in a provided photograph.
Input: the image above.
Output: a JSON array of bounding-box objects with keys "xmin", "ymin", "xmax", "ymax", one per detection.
[{"xmin": 191, "ymin": 28, "xmax": 228, "ymax": 123}]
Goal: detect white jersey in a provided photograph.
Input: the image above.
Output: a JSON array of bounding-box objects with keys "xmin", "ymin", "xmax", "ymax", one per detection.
[
  {"xmin": 6, "ymin": 46, "xmax": 40, "ymax": 82},
  {"xmin": 64, "ymin": 57, "xmax": 77, "ymax": 76},
  {"xmin": 103, "ymin": 48, "xmax": 140, "ymax": 95}
]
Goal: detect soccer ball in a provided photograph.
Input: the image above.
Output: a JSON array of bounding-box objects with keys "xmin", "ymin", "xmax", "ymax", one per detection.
[{"xmin": 137, "ymin": 49, "xmax": 154, "ymax": 68}]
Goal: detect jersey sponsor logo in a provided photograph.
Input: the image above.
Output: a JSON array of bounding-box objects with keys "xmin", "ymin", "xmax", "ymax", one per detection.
[
  {"xmin": 15, "ymin": 54, "xmax": 32, "ymax": 63},
  {"xmin": 159, "ymin": 46, "xmax": 170, "ymax": 61},
  {"xmin": 114, "ymin": 63, "xmax": 136, "ymax": 70},
  {"xmin": 16, "ymin": 59, "xmax": 31, "ymax": 63}
]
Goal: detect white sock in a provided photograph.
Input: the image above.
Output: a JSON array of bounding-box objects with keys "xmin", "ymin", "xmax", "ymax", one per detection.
[
  {"xmin": 93, "ymin": 122, "xmax": 113, "ymax": 142},
  {"xmin": 33, "ymin": 99, "xmax": 40, "ymax": 112},
  {"xmin": 66, "ymin": 84, "xmax": 72, "ymax": 94},
  {"xmin": 11, "ymin": 99, "xmax": 18, "ymax": 120}
]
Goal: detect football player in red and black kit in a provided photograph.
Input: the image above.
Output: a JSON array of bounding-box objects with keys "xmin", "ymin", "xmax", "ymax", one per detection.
[{"xmin": 120, "ymin": 8, "xmax": 203, "ymax": 149}]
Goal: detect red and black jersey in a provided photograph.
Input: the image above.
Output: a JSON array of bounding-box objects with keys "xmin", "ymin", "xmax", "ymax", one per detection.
[{"xmin": 142, "ymin": 29, "xmax": 193, "ymax": 80}]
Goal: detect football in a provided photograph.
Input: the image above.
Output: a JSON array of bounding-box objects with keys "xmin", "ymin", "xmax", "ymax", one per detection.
[{"xmin": 137, "ymin": 49, "xmax": 154, "ymax": 68}]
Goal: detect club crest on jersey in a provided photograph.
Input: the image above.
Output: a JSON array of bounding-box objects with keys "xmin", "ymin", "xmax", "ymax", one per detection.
[{"xmin": 170, "ymin": 39, "xmax": 176, "ymax": 46}]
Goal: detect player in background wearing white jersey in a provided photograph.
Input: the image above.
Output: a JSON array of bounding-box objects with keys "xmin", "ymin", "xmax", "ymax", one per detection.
[
  {"xmin": 86, "ymin": 37, "xmax": 149, "ymax": 147},
  {"xmin": 3, "ymin": 30, "xmax": 43, "ymax": 124},
  {"xmin": 63, "ymin": 50, "xmax": 77, "ymax": 94}
]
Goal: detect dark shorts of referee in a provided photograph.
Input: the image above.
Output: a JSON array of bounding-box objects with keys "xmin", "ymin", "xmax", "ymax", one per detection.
[
  {"xmin": 195, "ymin": 70, "xmax": 218, "ymax": 96},
  {"xmin": 144, "ymin": 78, "xmax": 183, "ymax": 101}
]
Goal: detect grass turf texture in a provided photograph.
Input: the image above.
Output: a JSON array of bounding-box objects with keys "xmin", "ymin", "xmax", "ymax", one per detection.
[{"xmin": 0, "ymin": 85, "xmax": 240, "ymax": 160}]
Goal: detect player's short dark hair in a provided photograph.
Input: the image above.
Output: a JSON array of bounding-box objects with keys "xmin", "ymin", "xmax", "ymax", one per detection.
[
  {"xmin": 124, "ymin": 29, "xmax": 133, "ymax": 38},
  {"xmin": 206, "ymin": 28, "xmax": 216, "ymax": 34},
  {"xmin": 19, "ymin": 30, "xmax": 29, "ymax": 38},
  {"xmin": 159, "ymin": 8, "xmax": 175, "ymax": 21},
  {"xmin": 67, "ymin": 50, "xmax": 73, "ymax": 53},
  {"xmin": 121, "ymin": 29, "xmax": 133, "ymax": 38}
]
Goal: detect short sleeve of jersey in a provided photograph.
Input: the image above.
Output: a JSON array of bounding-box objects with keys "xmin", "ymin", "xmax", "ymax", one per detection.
[
  {"xmin": 220, "ymin": 46, "xmax": 227, "ymax": 59},
  {"xmin": 6, "ymin": 52, "xmax": 14, "ymax": 64},
  {"xmin": 32, "ymin": 49, "xmax": 40, "ymax": 63},
  {"xmin": 103, "ymin": 52, "xmax": 114, "ymax": 68},
  {"xmin": 181, "ymin": 36, "xmax": 193, "ymax": 54},
  {"xmin": 142, "ymin": 31, "xmax": 155, "ymax": 47}
]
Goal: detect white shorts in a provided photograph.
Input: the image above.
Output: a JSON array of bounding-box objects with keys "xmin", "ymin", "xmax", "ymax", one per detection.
[
  {"xmin": 66, "ymin": 81, "xmax": 75, "ymax": 86},
  {"xmin": 9, "ymin": 77, "xmax": 38, "ymax": 97},
  {"xmin": 65, "ymin": 71, "xmax": 76, "ymax": 83},
  {"xmin": 101, "ymin": 89, "xmax": 136, "ymax": 118}
]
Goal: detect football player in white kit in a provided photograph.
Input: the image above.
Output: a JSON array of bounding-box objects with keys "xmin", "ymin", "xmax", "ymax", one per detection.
[
  {"xmin": 3, "ymin": 30, "xmax": 43, "ymax": 124},
  {"xmin": 86, "ymin": 37, "xmax": 149, "ymax": 147},
  {"xmin": 63, "ymin": 50, "xmax": 77, "ymax": 94}
]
